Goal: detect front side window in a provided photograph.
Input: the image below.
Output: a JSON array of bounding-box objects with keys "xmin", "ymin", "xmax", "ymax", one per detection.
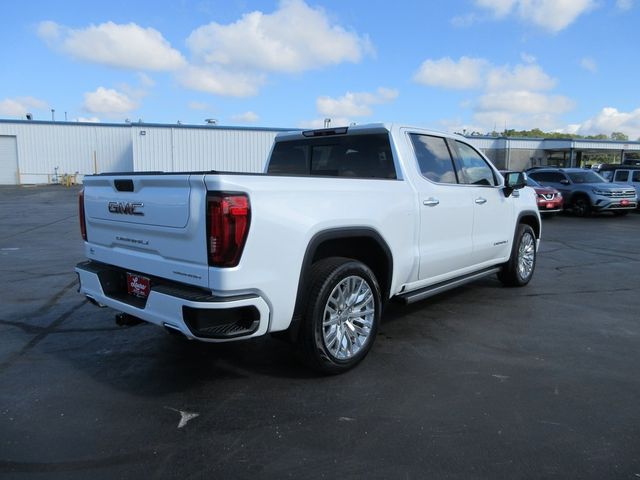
[
  {"xmin": 455, "ymin": 141, "xmax": 497, "ymax": 186},
  {"xmin": 409, "ymin": 134, "xmax": 457, "ymax": 184},
  {"xmin": 632, "ymin": 171, "xmax": 640, "ymax": 182}
]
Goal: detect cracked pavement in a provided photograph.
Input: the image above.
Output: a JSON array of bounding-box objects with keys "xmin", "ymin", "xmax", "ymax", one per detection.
[{"xmin": 0, "ymin": 185, "xmax": 639, "ymax": 479}]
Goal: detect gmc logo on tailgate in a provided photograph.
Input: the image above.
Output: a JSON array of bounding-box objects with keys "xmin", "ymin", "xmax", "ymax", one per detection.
[{"xmin": 108, "ymin": 202, "xmax": 144, "ymax": 216}]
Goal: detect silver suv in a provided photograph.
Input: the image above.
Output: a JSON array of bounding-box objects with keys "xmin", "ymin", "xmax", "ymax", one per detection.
[
  {"xmin": 526, "ymin": 167, "xmax": 637, "ymax": 216},
  {"xmin": 598, "ymin": 165, "xmax": 640, "ymax": 208}
]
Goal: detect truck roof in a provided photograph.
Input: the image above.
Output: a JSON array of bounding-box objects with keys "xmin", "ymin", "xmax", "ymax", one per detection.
[{"xmin": 274, "ymin": 123, "xmax": 465, "ymax": 142}]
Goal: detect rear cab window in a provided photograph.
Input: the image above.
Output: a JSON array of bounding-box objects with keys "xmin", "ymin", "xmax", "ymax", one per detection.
[{"xmin": 267, "ymin": 133, "xmax": 397, "ymax": 179}]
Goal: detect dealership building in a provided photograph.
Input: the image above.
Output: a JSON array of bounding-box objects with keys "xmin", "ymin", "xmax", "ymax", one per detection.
[{"xmin": 1, "ymin": 119, "xmax": 639, "ymax": 185}]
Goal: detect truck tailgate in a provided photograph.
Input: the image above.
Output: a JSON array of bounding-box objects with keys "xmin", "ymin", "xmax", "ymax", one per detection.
[{"xmin": 82, "ymin": 174, "xmax": 210, "ymax": 288}]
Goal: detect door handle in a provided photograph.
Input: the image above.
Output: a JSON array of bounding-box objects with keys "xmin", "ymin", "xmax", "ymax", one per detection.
[
  {"xmin": 423, "ymin": 198, "xmax": 440, "ymax": 207},
  {"xmin": 475, "ymin": 197, "xmax": 487, "ymax": 205}
]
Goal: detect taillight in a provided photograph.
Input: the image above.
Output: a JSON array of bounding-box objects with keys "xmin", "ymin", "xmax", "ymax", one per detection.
[
  {"xmin": 79, "ymin": 189, "xmax": 87, "ymax": 241},
  {"xmin": 207, "ymin": 193, "xmax": 250, "ymax": 267}
]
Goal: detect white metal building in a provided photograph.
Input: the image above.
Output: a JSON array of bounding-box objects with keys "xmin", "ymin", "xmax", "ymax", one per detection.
[
  {"xmin": 130, "ymin": 124, "xmax": 284, "ymax": 173},
  {"xmin": 0, "ymin": 119, "xmax": 290, "ymax": 185},
  {"xmin": 1, "ymin": 119, "xmax": 640, "ymax": 185}
]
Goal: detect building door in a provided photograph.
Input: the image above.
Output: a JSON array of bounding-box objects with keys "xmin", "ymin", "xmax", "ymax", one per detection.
[{"xmin": 0, "ymin": 136, "xmax": 18, "ymax": 185}]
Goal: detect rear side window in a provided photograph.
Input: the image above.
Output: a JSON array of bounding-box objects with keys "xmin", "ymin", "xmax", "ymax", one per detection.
[
  {"xmin": 454, "ymin": 141, "xmax": 497, "ymax": 186},
  {"xmin": 267, "ymin": 133, "xmax": 396, "ymax": 179},
  {"xmin": 409, "ymin": 134, "xmax": 457, "ymax": 184},
  {"xmin": 614, "ymin": 170, "xmax": 630, "ymax": 182}
]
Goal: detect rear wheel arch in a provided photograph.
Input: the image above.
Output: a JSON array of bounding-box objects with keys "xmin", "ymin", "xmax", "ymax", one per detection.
[{"xmin": 284, "ymin": 228, "xmax": 393, "ymax": 341}]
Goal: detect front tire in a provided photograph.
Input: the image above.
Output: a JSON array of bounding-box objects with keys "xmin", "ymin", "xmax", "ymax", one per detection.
[
  {"xmin": 498, "ymin": 224, "xmax": 537, "ymax": 287},
  {"xmin": 298, "ymin": 257, "xmax": 381, "ymax": 374},
  {"xmin": 572, "ymin": 196, "xmax": 591, "ymax": 217}
]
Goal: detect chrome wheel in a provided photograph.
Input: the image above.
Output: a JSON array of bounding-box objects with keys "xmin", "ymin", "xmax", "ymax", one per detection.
[
  {"xmin": 517, "ymin": 232, "xmax": 535, "ymax": 280},
  {"xmin": 322, "ymin": 275, "xmax": 375, "ymax": 360}
]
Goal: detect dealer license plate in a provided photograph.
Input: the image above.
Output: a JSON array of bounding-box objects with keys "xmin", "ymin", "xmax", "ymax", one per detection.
[
  {"xmin": 621, "ymin": 199, "xmax": 630, "ymax": 206},
  {"xmin": 127, "ymin": 272, "xmax": 150, "ymax": 298}
]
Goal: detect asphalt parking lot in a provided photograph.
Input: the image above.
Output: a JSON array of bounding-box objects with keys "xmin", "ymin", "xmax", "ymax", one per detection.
[{"xmin": 1, "ymin": 184, "xmax": 639, "ymax": 479}]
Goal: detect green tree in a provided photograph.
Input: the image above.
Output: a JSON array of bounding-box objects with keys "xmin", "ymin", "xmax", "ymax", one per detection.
[{"xmin": 610, "ymin": 131, "xmax": 629, "ymax": 141}]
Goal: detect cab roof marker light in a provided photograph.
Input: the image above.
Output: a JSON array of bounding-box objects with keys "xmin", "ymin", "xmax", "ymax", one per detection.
[{"xmin": 302, "ymin": 127, "xmax": 349, "ymax": 137}]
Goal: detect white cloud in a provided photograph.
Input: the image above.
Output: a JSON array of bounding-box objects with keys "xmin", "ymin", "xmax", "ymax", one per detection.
[
  {"xmin": 83, "ymin": 87, "xmax": 138, "ymax": 115},
  {"xmin": 136, "ymin": 73, "xmax": 156, "ymax": 88},
  {"xmin": 414, "ymin": 57, "xmax": 556, "ymax": 92},
  {"xmin": 178, "ymin": 65, "xmax": 264, "ymax": 97},
  {"xmin": 571, "ymin": 107, "xmax": 640, "ymax": 139},
  {"xmin": 616, "ymin": 0, "xmax": 634, "ymax": 10},
  {"xmin": 476, "ymin": 0, "xmax": 516, "ymax": 17},
  {"xmin": 474, "ymin": 89, "xmax": 573, "ymax": 132},
  {"xmin": 231, "ymin": 111, "xmax": 259, "ymax": 123},
  {"xmin": 75, "ymin": 116, "xmax": 101, "ymax": 123},
  {"xmin": 473, "ymin": 90, "xmax": 573, "ymax": 130},
  {"xmin": 474, "ymin": 0, "xmax": 595, "ymax": 32},
  {"xmin": 298, "ymin": 117, "xmax": 352, "ymax": 129},
  {"xmin": 486, "ymin": 64, "xmax": 556, "ymax": 91},
  {"xmin": 317, "ymin": 88, "xmax": 398, "ymax": 117},
  {"xmin": 520, "ymin": 52, "xmax": 537, "ymax": 64},
  {"xmin": 477, "ymin": 91, "xmax": 573, "ymax": 115},
  {"xmin": 37, "ymin": 21, "xmax": 186, "ymax": 71},
  {"xmin": 414, "ymin": 56, "xmax": 574, "ymax": 132},
  {"xmin": 413, "ymin": 57, "xmax": 488, "ymax": 90},
  {"xmin": 186, "ymin": 0, "xmax": 372, "ymax": 74},
  {"xmin": 580, "ymin": 57, "xmax": 597, "ymax": 73},
  {"xmin": 451, "ymin": 13, "xmax": 480, "ymax": 27},
  {"xmin": 0, "ymin": 97, "xmax": 48, "ymax": 117},
  {"xmin": 188, "ymin": 101, "xmax": 210, "ymax": 111}
]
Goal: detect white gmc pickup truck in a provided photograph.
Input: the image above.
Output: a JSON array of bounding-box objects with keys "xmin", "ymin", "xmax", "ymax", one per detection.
[{"xmin": 76, "ymin": 123, "xmax": 541, "ymax": 373}]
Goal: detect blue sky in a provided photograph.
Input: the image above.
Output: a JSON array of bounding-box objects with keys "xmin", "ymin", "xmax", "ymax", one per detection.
[{"xmin": 1, "ymin": 0, "xmax": 639, "ymax": 138}]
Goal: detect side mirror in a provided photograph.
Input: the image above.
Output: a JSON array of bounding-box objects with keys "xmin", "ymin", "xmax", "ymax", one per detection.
[{"xmin": 503, "ymin": 172, "xmax": 526, "ymax": 197}]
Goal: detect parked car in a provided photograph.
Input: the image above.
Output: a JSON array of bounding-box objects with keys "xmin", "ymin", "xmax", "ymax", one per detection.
[
  {"xmin": 76, "ymin": 123, "xmax": 541, "ymax": 373},
  {"xmin": 597, "ymin": 165, "xmax": 640, "ymax": 209},
  {"xmin": 526, "ymin": 167, "xmax": 637, "ymax": 217},
  {"xmin": 501, "ymin": 170, "xmax": 563, "ymax": 216}
]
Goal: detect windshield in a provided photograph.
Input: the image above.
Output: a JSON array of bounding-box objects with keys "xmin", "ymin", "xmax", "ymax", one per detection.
[{"xmin": 567, "ymin": 171, "xmax": 606, "ymax": 184}]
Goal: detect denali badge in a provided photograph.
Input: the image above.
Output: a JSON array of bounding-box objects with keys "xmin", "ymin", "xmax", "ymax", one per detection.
[{"xmin": 108, "ymin": 201, "xmax": 144, "ymax": 215}]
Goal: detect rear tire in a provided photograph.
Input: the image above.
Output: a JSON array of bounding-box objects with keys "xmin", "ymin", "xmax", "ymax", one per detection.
[
  {"xmin": 298, "ymin": 257, "xmax": 381, "ymax": 374},
  {"xmin": 498, "ymin": 224, "xmax": 537, "ymax": 287}
]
